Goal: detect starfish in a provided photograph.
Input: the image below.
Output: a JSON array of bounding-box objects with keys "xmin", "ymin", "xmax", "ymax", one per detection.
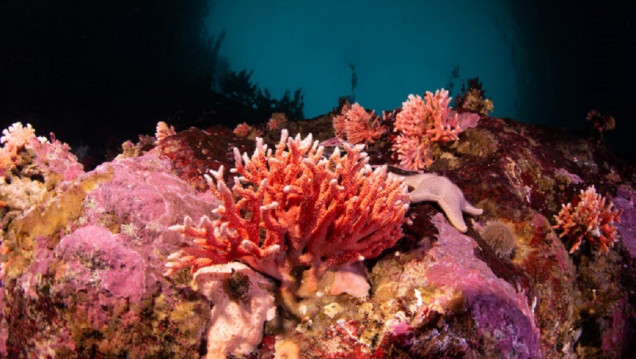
[{"xmin": 394, "ymin": 173, "xmax": 483, "ymax": 233}]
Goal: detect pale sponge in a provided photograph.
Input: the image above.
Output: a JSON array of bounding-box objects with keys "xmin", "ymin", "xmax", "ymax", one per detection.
[{"xmin": 194, "ymin": 262, "xmax": 276, "ymax": 359}]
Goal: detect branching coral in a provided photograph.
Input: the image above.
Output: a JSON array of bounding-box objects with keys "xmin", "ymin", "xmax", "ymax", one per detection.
[
  {"xmin": 0, "ymin": 122, "xmax": 39, "ymax": 173},
  {"xmin": 267, "ymin": 112, "xmax": 287, "ymax": 131},
  {"xmin": 553, "ymin": 185, "xmax": 622, "ymax": 253},
  {"xmin": 393, "ymin": 89, "xmax": 460, "ymax": 170},
  {"xmin": 0, "ymin": 122, "xmax": 83, "ymax": 180},
  {"xmin": 332, "ymin": 102, "xmax": 387, "ymax": 145},
  {"xmin": 232, "ymin": 122, "xmax": 252, "ymax": 137},
  {"xmin": 166, "ymin": 130, "xmax": 409, "ymax": 300}
]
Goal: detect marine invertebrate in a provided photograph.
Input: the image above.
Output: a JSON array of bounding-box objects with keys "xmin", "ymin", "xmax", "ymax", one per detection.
[
  {"xmin": 233, "ymin": 122, "xmax": 252, "ymax": 137},
  {"xmin": 155, "ymin": 121, "xmax": 176, "ymax": 144},
  {"xmin": 233, "ymin": 121, "xmax": 263, "ymax": 139},
  {"xmin": 332, "ymin": 102, "xmax": 387, "ymax": 145},
  {"xmin": 166, "ymin": 129, "xmax": 409, "ymax": 299},
  {"xmin": 267, "ymin": 112, "xmax": 287, "ymax": 131},
  {"xmin": 0, "ymin": 122, "xmax": 39, "ymax": 172},
  {"xmin": 194, "ymin": 262, "xmax": 276, "ymax": 359},
  {"xmin": 553, "ymin": 185, "xmax": 622, "ymax": 253},
  {"xmin": 393, "ymin": 89, "xmax": 460, "ymax": 170},
  {"xmin": 480, "ymin": 220, "xmax": 517, "ymax": 259},
  {"xmin": 393, "ymin": 172, "xmax": 483, "ymax": 233},
  {"xmin": 0, "ymin": 122, "xmax": 83, "ymax": 180}
]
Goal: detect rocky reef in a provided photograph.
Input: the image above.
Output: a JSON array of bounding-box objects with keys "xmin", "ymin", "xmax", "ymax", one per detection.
[{"xmin": 0, "ymin": 96, "xmax": 634, "ymax": 358}]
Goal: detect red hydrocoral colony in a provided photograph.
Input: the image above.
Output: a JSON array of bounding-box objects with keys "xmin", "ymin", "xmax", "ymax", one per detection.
[
  {"xmin": 165, "ymin": 130, "xmax": 409, "ymax": 290},
  {"xmin": 553, "ymin": 185, "xmax": 622, "ymax": 253},
  {"xmin": 393, "ymin": 89, "xmax": 460, "ymax": 170},
  {"xmin": 332, "ymin": 103, "xmax": 387, "ymax": 145},
  {"xmin": 267, "ymin": 112, "xmax": 287, "ymax": 131},
  {"xmin": 233, "ymin": 122, "xmax": 251, "ymax": 137}
]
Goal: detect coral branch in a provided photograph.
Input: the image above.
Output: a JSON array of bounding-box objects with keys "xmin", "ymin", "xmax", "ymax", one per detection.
[
  {"xmin": 332, "ymin": 102, "xmax": 387, "ymax": 145},
  {"xmin": 553, "ymin": 185, "xmax": 622, "ymax": 253},
  {"xmin": 393, "ymin": 89, "xmax": 460, "ymax": 170},
  {"xmin": 166, "ymin": 130, "xmax": 409, "ymax": 290}
]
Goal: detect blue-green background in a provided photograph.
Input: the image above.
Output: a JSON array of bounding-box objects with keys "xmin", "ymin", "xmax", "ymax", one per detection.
[{"xmin": 1, "ymin": 0, "xmax": 634, "ymax": 161}]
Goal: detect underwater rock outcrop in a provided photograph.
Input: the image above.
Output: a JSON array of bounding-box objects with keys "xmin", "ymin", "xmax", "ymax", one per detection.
[{"xmin": 0, "ymin": 89, "xmax": 634, "ymax": 358}]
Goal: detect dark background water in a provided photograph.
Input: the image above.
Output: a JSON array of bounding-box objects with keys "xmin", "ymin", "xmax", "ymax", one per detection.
[{"xmin": 1, "ymin": 0, "xmax": 634, "ymax": 164}]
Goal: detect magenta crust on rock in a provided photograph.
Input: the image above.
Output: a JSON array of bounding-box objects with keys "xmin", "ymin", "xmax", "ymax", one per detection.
[{"xmin": 1, "ymin": 153, "xmax": 219, "ymax": 357}]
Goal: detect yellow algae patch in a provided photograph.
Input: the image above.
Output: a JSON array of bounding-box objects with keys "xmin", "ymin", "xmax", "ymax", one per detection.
[{"xmin": 2, "ymin": 168, "xmax": 113, "ymax": 282}]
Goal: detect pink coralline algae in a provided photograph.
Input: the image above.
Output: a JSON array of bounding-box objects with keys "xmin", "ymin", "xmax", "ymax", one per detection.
[
  {"xmin": 374, "ymin": 213, "xmax": 541, "ymax": 358},
  {"xmin": 166, "ymin": 130, "xmax": 409, "ymax": 300},
  {"xmin": 18, "ymin": 225, "xmax": 147, "ymax": 306},
  {"xmin": 553, "ymin": 185, "xmax": 622, "ymax": 253},
  {"xmin": 332, "ymin": 102, "xmax": 387, "ymax": 145},
  {"xmin": 613, "ymin": 185, "xmax": 636, "ymax": 257},
  {"xmin": 0, "ymin": 152, "xmax": 219, "ymax": 357},
  {"xmin": 393, "ymin": 89, "xmax": 460, "ymax": 170}
]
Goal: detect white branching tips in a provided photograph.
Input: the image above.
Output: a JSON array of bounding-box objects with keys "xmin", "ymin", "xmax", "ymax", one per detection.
[{"xmin": 166, "ymin": 130, "xmax": 410, "ymax": 286}]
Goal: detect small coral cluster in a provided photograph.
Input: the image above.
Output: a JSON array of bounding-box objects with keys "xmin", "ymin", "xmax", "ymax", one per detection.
[
  {"xmin": 0, "ymin": 122, "xmax": 83, "ymax": 182},
  {"xmin": 267, "ymin": 112, "xmax": 288, "ymax": 131},
  {"xmin": 332, "ymin": 102, "xmax": 387, "ymax": 145},
  {"xmin": 0, "ymin": 123, "xmax": 39, "ymax": 173},
  {"xmin": 166, "ymin": 130, "xmax": 409, "ymax": 299},
  {"xmin": 154, "ymin": 121, "xmax": 176, "ymax": 144},
  {"xmin": 233, "ymin": 121, "xmax": 262, "ymax": 138},
  {"xmin": 553, "ymin": 185, "xmax": 622, "ymax": 253},
  {"xmin": 330, "ymin": 89, "xmax": 469, "ymax": 170},
  {"xmin": 393, "ymin": 89, "xmax": 460, "ymax": 170}
]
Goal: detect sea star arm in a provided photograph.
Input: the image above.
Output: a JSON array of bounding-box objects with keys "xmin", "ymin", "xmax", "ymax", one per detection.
[{"xmin": 395, "ymin": 173, "xmax": 483, "ymax": 233}]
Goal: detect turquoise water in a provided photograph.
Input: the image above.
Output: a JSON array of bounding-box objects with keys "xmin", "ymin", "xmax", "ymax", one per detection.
[{"xmin": 204, "ymin": 0, "xmax": 575, "ymax": 125}]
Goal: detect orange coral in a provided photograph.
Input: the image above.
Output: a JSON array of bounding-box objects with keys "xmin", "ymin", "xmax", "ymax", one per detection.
[
  {"xmin": 393, "ymin": 89, "xmax": 460, "ymax": 170},
  {"xmin": 166, "ymin": 130, "xmax": 409, "ymax": 291},
  {"xmin": 155, "ymin": 121, "xmax": 176, "ymax": 144},
  {"xmin": 332, "ymin": 102, "xmax": 387, "ymax": 145},
  {"xmin": 0, "ymin": 122, "xmax": 40, "ymax": 172},
  {"xmin": 267, "ymin": 113, "xmax": 287, "ymax": 131},
  {"xmin": 233, "ymin": 122, "xmax": 262, "ymax": 139},
  {"xmin": 553, "ymin": 185, "xmax": 622, "ymax": 253},
  {"xmin": 233, "ymin": 122, "xmax": 252, "ymax": 137}
]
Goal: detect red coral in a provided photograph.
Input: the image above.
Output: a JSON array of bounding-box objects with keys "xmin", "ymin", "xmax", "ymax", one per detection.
[
  {"xmin": 553, "ymin": 185, "xmax": 622, "ymax": 253},
  {"xmin": 332, "ymin": 103, "xmax": 387, "ymax": 145},
  {"xmin": 233, "ymin": 122, "xmax": 252, "ymax": 137},
  {"xmin": 166, "ymin": 130, "xmax": 409, "ymax": 292},
  {"xmin": 233, "ymin": 122, "xmax": 263, "ymax": 139},
  {"xmin": 393, "ymin": 89, "xmax": 460, "ymax": 170},
  {"xmin": 267, "ymin": 113, "xmax": 287, "ymax": 131}
]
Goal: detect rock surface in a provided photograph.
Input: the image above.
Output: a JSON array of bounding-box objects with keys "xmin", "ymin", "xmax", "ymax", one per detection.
[{"xmin": 0, "ymin": 110, "xmax": 634, "ymax": 358}]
